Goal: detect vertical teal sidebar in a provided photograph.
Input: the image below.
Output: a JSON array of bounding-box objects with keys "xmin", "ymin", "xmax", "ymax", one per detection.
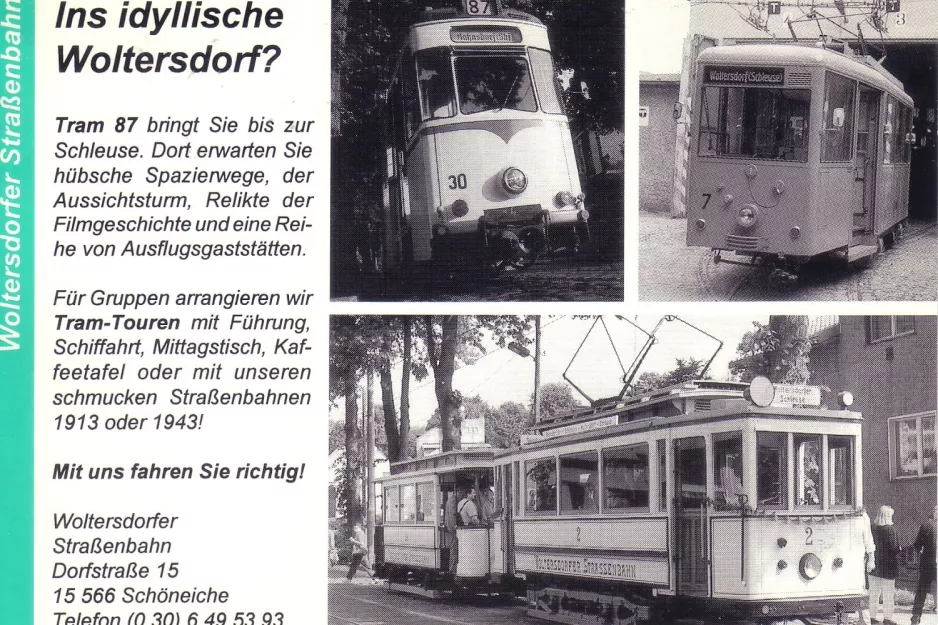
[{"xmin": 0, "ymin": 0, "xmax": 33, "ymax": 623}]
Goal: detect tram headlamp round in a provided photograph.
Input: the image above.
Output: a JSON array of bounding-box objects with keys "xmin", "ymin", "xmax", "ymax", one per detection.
[
  {"xmin": 432, "ymin": 224, "xmax": 449, "ymax": 237},
  {"xmin": 838, "ymin": 391, "xmax": 854, "ymax": 408},
  {"xmin": 451, "ymin": 199, "xmax": 469, "ymax": 217},
  {"xmin": 737, "ymin": 205, "xmax": 758, "ymax": 229},
  {"xmin": 502, "ymin": 167, "xmax": 527, "ymax": 194},
  {"xmin": 799, "ymin": 553, "xmax": 823, "ymax": 580},
  {"xmin": 695, "ymin": 218, "xmax": 706, "ymax": 231},
  {"xmin": 775, "ymin": 180, "xmax": 786, "ymax": 195},
  {"xmin": 790, "ymin": 227, "xmax": 801, "ymax": 239},
  {"xmin": 577, "ymin": 209, "xmax": 590, "ymax": 222},
  {"xmin": 555, "ymin": 191, "xmax": 577, "ymax": 207}
]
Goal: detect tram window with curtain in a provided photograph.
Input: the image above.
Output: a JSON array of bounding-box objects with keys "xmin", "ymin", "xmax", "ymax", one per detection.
[
  {"xmin": 560, "ymin": 451, "xmax": 599, "ymax": 514},
  {"xmin": 525, "ymin": 458, "xmax": 557, "ymax": 514},
  {"xmin": 400, "ymin": 484, "xmax": 416, "ymax": 523},
  {"xmin": 756, "ymin": 432, "xmax": 787, "ymax": 509},
  {"xmin": 795, "ymin": 434, "xmax": 823, "ymax": 507},
  {"xmin": 698, "ymin": 86, "xmax": 810, "ymax": 161},
  {"xmin": 416, "ymin": 48, "xmax": 456, "ymax": 121},
  {"xmin": 416, "ymin": 482, "xmax": 435, "ymax": 523},
  {"xmin": 713, "ymin": 433, "xmax": 744, "ymax": 509},
  {"xmin": 529, "ymin": 47, "xmax": 564, "ymax": 115},
  {"xmin": 454, "ymin": 53, "xmax": 538, "ymax": 114},
  {"xmin": 821, "ymin": 72, "xmax": 856, "ymax": 162},
  {"xmin": 827, "ymin": 437, "xmax": 854, "ymax": 506},
  {"xmin": 602, "ymin": 443, "xmax": 650, "ymax": 511}
]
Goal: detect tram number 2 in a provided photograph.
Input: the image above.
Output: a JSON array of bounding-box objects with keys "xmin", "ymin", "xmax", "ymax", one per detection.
[
  {"xmin": 805, "ymin": 526, "xmax": 814, "ymax": 545},
  {"xmin": 576, "ymin": 527, "xmax": 581, "ymax": 542},
  {"xmin": 448, "ymin": 173, "xmax": 468, "ymax": 189}
]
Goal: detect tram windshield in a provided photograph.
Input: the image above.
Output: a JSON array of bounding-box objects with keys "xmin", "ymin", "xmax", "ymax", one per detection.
[
  {"xmin": 698, "ymin": 86, "xmax": 810, "ymax": 162},
  {"xmin": 455, "ymin": 53, "xmax": 538, "ymax": 114},
  {"xmin": 756, "ymin": 432, "xmax": 856, "ymax": 510}
]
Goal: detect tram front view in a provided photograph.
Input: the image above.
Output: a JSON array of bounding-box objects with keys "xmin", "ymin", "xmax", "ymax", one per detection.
[{"xmin": 381, "ymin": 6, "xmax": 589, "ymax": 277}]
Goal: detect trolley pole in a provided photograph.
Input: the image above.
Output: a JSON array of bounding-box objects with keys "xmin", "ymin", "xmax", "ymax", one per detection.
[
  {"xmin": 365, "ymin": 369, "xmax": 376, "ymax": 555},
  {"xmin": 533, "ymin": 316, "xmax": 542, "ymax": 424}
]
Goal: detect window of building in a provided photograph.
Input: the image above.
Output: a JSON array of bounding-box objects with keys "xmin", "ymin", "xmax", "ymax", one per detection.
[
  {"xmin": 525, "ymin": 457, "xmax": 557, "ymax": 514},
  {"xmin": 384, "ymin": 484, "xmax": 400, "ymax": 523},
  {"xmin": 795, "ymin": 434, "xmax": 823, "ymax": 506},
  {"xmin": 416, "ymin": 482, "xmax": 434, "ymax": 523},
  {"xmin": 757, "ymin": 432, "xmax": 787, "ymax": 509},
  {"xmin": 713, "ymin": 433, "xmax": 744, "ymax": 509},
  {"xmin": 400, "ymin": 484, "xmax": 416, "ymax": 523},
  {"xmin": 603, "ymin": 443, "xmax": 650, "ymax": 511},
  {"xmin": 822, "ymin": 72, "xmax": 856, "ymax": 162},
  {"xmin": 868, "ymin": 316, "xmax": 915, "ymax": 342},
  {"xmin": 891, "ymin": 412, "xmax": 937, "ymax": 479},
  {"xmin": 828, "ymin": 436, "xmax": 855, "ymax": 506},
  {"xmin": 560, "ymin": 451, "xmax": 599, "ymax": 513}
]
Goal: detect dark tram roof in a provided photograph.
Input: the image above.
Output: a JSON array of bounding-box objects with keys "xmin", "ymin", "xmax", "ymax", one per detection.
[{"xmin": 413, "ymin": 7, "xmax": 542, "ymax": 26}]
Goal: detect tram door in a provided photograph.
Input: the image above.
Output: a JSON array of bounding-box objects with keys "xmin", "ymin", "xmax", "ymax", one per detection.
[
  {"xmin": 673, "ymin": 437, "xmax": 708, "ymax": 595},
  {"xmin": 853, "ymin": 87, "xmax": 881, "ymax": 239}
]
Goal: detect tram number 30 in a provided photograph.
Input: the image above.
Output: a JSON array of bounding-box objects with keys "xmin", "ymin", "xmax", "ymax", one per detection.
[
  {"xmin": 448, "ymin": 173, "xmax": 468, "ymax": 189},
  {"xmin": 463, "ymin": 0, "xmax": 495, "ymax": 15}
]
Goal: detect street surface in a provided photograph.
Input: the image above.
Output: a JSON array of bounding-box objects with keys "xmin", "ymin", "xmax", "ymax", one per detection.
[
  {"xmin": 334, "ymin": 255, "xmax": 624, "ymax": 302},
  {"xmin": 639, "ymin": 212, "xmax": 938, "ymax": 301},
  {"xmin": 328, "ymin": 565, "xmax": 932, "ymax": 625}
]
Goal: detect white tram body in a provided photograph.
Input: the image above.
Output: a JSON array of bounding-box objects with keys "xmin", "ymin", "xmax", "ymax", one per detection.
[
  {"xmin": 685, "ymin": 44, "xmax": 914, "ymax": 277},
  {"xmin": 495, "ymin": 380, "xmax": 867, "ymax": 624},
  {"xmin": 381, "ymin": 7, "xmax": 588, "ymax": 273},
  {"xmin": 374, "ymin": 450, "xmax": 508, "ymax": 596}
]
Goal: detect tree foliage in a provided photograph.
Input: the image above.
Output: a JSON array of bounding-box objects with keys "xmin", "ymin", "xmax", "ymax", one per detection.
[
  {"xmin": 729, "ymin": 317, "xmax": 812, "ymax": 383},
  {"xmin": 633, "ymin": 357, "xmax": 711, "ymax": 394},
  {"xmin": 530, "ymin": 381, "xmax": 583, "ymax": 420}
]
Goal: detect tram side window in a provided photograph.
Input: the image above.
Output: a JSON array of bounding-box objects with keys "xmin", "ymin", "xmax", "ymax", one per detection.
[
  {"xmin": 400, "ymin": 484, "xmax": 416, "ymax": 523},
  {"xmin": 698, "ymin": 86, "xmax": 809, "ymax": 162},
  {"xmin": 828, "ymin": 437, "xmax": 854, "ymax": 507},
  {"xmin": 757, "ymin": 432, "xmax": 787, "ymax": 509},
  {"xmin": 525, "ymin": 458, "xmax": 557, "ymax": 514},
  {"xmin": 893, "ymin": 102, "xmax": 913, "ymax": 164},
  {"xmin": 884, "ymin": 96, "xmax": 896, "ymax": 164},
  {"xmin": 454, "ymin": 54, "xmax": 538, "ymax": 115},
  {"xmin": 713, "ymin": 433, "xmax": 744, "ymax": 509},
  {"xmin": 658, "ymin": 440, "xmax": 667, "ymax": 512},
  {"xmin": 416, "ymin": 482, "xmax": 435, "ymax": 523},
  {"xmin": 795, "ymin": 434, "xmax": 823, "ymax": 507},
  {"xmin": 560, "ymin": 451, "xmax": 599, "ymax": 513},
  {"xmin": 603, "ymin": 443, "xmax": 649, "ymax": 511},
  {"xmin": 416, "ymin": 48, "xmax": 456, "ymax": 121},
  {"xmin": 385, "ymin": 485, "xmax": 400, "ymax": 523},
  {"xmin": 822, "ymin": 72, "xmax": 856, "ymax": 162},
  {"xmin": 529, "ymin": 48, "xmax": 565, "ymax": 115}
]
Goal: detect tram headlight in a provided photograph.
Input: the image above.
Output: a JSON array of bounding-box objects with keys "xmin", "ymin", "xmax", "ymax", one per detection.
[
  {"xmin": 799, "ymin": 553, "xmax": 823, "ymax": 580},
  {"xmin": 737, "ymin": 205, "xmax": 758, "ymax": 229},
  {"xmin": 502, "ymin": 167, "xmax": 528, "ymax": 194},
  {"xmin": 451, "ymin": 199, "xmax": 469, "ymax": 217},
  {"xmin": 432, "ymin": 224, "xmax": 449, "ymax": 237},
  {"xmin": 555, "ymin": 190, "xmax": 577, "ymax": 207}
]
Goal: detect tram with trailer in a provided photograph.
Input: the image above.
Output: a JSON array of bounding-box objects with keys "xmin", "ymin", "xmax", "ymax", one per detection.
[
  {"xmin": 380, "ymin": 0, "xmax": 589, "ymax": 277},
  {"xmin": 685, "ymin": 42, "xmax": 914, "ymax": 285}
]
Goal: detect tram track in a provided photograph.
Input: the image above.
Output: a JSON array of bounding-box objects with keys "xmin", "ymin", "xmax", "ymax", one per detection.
[{"xmin": 329, "ymin": 587, "xmax": 493, "ymax": 625}]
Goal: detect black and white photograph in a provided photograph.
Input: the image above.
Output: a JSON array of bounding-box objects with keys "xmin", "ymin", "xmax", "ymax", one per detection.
[
  {"xmin": 637, "ymin": 1, "xmax": 938, "ymax": 300},
  {"xmin": 330, "ymin": 0, "xmax": 624, "ymax": 301},
  {"xmin": 327, "ymin": 314, "xmax": 937, "ymax": 625}
]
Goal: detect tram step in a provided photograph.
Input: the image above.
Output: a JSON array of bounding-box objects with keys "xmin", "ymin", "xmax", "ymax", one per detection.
[{"xmin": 846, "ymin": 244, "xmax": 878, "ymax": 262}]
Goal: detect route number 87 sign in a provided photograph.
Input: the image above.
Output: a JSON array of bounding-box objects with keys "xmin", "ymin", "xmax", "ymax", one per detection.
[{"xmin": 462, "ymin": 0, "xmax": 500, "ymax": 15}]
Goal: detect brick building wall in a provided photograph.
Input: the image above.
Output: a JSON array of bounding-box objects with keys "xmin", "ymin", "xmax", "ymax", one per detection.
[
  {"xmin": 639, "ymin": 76, "xmax": 680, "ymax": 212},
  {"xmin": 809, "ymin": 316, "xmax": 937, "ymax": 548}
]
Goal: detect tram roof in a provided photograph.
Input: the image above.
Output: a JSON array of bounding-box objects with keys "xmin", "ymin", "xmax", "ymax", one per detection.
[
  {"xmin": 698, "ymin": 44, "xmax": 912, "ymax": 106},
  {"xmin": 380, "ymin": 448, "xmax": 495, "ymax": 481},
  {"xmin": 406, "ymin": 10, "xmax": 551, "ymax": 52}
]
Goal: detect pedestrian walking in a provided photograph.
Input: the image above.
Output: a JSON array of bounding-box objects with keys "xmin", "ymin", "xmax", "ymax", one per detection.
[
  {"xmin": 345, "ymin": 521, "xmax": 377, "ymax": 583},
  {"xmin": 868, "ymin": 505, "xmax": 901, "ymax": 625},
  {"xmin": 910, "ymin": 506, "xmax": 937, "ymax": 625}
]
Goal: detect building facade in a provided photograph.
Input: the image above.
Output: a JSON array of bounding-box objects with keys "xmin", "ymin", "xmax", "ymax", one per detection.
[
  {"xmin": 809, "ymin": 316, "xmax": 937, "ymax": 549},
  {"xmin": 639, "ymin": 73, "xmax": 680, "ymax": 212}
]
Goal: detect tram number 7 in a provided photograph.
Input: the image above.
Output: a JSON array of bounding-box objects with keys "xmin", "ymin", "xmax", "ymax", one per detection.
[{"xmin": 701, "ymin": 193, "xmax": 712, "ymax": 210}]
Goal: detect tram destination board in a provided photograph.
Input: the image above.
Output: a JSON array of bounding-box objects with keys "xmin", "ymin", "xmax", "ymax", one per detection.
[{"xmin": 703, "ymin": 65, "xmax": 785, "ymax": 86}]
